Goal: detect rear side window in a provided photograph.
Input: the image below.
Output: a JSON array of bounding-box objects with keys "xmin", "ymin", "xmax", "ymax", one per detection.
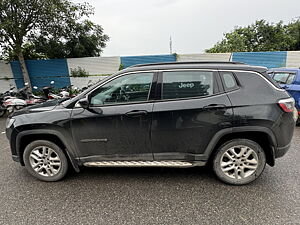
[
  {"xmin": 273, "ymin": 72, "xmax": 296, "ymax": 85},
  {"xmin": 220, "ymin": 72, "xmax": 238, "ymax": 91},
  {"xmin": 162, "ymin": 71, "xmax": 214, "ymax": 100},
  {"xmin": 261, "ymin": 71, "xmax": 282, "ymax": 89}
]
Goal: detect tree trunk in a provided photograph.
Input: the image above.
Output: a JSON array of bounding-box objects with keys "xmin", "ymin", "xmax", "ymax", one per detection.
[{"xmin": 17, "ymin": 51, "xmax": 32, "ymax": 91}]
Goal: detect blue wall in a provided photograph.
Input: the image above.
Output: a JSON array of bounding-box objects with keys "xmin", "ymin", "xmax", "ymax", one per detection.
[
  {"xmin": 10, "ymin": 59, "xmax": 70, "ymax": 89},
  {"xmin": 232, "ymin": 51, "xmax": 287, "ymax": 68},
  {"xmin": 121, "ymin": 54, "xmax": 177, "ymax": 68}
]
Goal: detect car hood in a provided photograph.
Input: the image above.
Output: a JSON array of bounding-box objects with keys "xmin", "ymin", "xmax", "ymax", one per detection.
[{"xmin": 11, "ymin": 99, "xmax": 63, "ymax": 117}]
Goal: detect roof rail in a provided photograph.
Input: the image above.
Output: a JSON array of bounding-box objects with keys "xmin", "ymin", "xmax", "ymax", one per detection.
[{"xmin": 129, "ymin": 61, "xmax": 246, "ymax": 68}]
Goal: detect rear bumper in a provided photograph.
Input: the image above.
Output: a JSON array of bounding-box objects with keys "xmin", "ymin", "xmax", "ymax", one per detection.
[{"xmin": 274, "ymin": 142, "xmax": 291, "ymax": 158}]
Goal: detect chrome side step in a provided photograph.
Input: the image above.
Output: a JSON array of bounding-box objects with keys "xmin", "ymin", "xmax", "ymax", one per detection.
[{"xmin": 83, "ymin": 161, "xmax": 201, "ymax": 168}]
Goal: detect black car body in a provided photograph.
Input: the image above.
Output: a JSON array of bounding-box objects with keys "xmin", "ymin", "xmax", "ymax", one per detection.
[{"xmin": 6, "ymin": 62, "xmax": 296, "ymax": 185}]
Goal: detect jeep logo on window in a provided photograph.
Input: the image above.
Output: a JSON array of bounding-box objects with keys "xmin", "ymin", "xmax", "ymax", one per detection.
[{"xmin": 178, "ymin": 83, "xmax": 195, "ymax": 88}]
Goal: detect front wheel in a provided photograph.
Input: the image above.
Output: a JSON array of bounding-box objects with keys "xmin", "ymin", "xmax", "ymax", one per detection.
[
  {"xmin": 23, "ymin": 140, "xmax": 69, "ymax": 182},
  {"xmin": 213, "ymin": 139, "xmax": 266, "ymax": 185}
]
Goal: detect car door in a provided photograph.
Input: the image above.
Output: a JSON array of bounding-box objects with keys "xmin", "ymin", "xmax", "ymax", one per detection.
[
  {"xmin": 151, "ymin": 70, "xmax": 233, "ymax": 161},
  {"xmin": 71, "ymin": 71, "xmax": 157, "ymax": 162}
]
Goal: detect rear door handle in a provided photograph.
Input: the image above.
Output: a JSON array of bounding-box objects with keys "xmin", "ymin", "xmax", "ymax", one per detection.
[
  {"xmin": 125, "ymin": 110, "xmax": 148, "ymax": 117},
  {"xmin": 203, "ymin": 104, "xmax": 227, "ymax": 110}
]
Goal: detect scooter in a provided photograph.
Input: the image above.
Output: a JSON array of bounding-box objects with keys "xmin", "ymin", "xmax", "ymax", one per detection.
[
  {"xmin": 3, "ymin": 97, "xmax": 27, "ymax": 114},
  {"xmin": 0, "ymin": 85, "xmax": 21, "ymax": 117},
  {"xmin": 24, "ymin": 86, "xmax": 46, "ymax": 105},
  {"xmin": 2, "ymin": 83, "xmax": 28, "ymax": 115},
  {"xmin": 43, "ymin": 81, "xmax": 71, "ymax": 99}
]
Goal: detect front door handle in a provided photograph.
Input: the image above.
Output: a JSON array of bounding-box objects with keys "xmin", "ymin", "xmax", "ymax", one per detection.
[
  {"xmin": 203, "ymin": 104, "xmax": 227, "ymax": 110},
  {"xmin": 125, "ymin": 110, "xmax": 148, "ymax": 117}
]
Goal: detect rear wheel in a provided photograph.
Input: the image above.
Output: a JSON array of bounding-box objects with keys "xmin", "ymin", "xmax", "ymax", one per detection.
[
  {"xmin": 213, "ymin": 139, "xmax": 266, "ymax": 185},
  {"xmin": 23, "ymin": 140, "xmax": 68, "ymax": 182}
]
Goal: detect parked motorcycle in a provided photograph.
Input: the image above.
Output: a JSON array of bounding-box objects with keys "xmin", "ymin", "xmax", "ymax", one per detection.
[
  {"xmin": 0, "ymin": 81, "xmax": 78, "ymax": 117},
  {"xmin": 42, "ymin": 81, "xmax": 72, "ymax": 99},
  {"xmin": 0, "ymin": 83, "xmax": 35, "ymax": 116},
  {"xmin": 0, "ymin": 85, "xmax": 26, "ymax": 117},
  {"xmin": 3, "ymin": 97, "xmax": 27, "ymax": 114}
]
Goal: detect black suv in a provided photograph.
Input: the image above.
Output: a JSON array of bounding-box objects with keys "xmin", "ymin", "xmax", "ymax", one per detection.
[{"xmin": 6, "ymin": 62, "xmax": 296, "ymax": 185}]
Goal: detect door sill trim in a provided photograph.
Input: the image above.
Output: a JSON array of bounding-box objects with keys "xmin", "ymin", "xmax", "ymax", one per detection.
[{"xmin": 83, "ymin": 161, "xmax": 205, "ymax": 168}]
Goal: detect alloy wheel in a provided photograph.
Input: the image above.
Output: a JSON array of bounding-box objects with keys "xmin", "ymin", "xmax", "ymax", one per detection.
[
  {"xmin": 220, "ymin": 145, "xmax": 259, "ymax": 180},
  {"xmin": 29, "ymin": 146, "xmax": 62, "ymax": 177}
]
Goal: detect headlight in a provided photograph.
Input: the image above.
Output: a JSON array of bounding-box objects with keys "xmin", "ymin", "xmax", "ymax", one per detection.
[{"xmin": 6, "ymin": 118, "xmax": 15, "ymax": 129}]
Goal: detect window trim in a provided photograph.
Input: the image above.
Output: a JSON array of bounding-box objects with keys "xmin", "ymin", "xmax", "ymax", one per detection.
[
  {"xmin": 81, "ymin": 68, "xmax": 284, "ymax": 108},
  {"xmin": 87, "ymin": 71, "xmax": 157, "ymax": 108},
  {"xmin": 158, "ymin": 69, "xmax": 220, "ymax": 101}
]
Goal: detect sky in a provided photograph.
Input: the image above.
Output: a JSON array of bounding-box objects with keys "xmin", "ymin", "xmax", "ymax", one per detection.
[{"xmin": 74, "ymin": 0, "xmax": 300, "ymax": 57}]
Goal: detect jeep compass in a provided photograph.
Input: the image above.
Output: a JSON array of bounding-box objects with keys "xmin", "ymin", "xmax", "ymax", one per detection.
[{"xmin": 6, "ymin": 62, "xmax": 296, "ymax": 185}]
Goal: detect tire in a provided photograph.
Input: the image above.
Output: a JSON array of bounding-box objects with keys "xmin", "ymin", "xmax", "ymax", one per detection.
[
  {"xmin": 296, "ymin": 118, "xmax": 300, "ymax": 126},
  {"xmin": 23, "ymin": 140, "xmax": 69, "ymax": 182},
  {"xmin": 213, "ymin": 139, "xmax": 266, "ymax": 185}
]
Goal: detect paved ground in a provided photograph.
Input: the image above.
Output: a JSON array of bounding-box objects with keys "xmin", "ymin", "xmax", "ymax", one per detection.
[{"xmin": 0, "ymin": 117, "xmax": 299, "ymax": 225}]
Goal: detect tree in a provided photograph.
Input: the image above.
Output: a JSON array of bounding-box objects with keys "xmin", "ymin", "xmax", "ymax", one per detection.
[
  {"xmin": 287, "ymin": 19, "xmax": 300, "ymax": 50},
  {"xmin": 0, "ymin": 0, "xmax": 107, "ymax": 90},
  {"xmin": 6, "ymin": 20, "xmax": 109, "ymax": 60},
  {"xmin": 33, "ymin": 20, "xmax": 109, "ymax": 59},
  {"xmin": 206, "ymin": 19, "xmax": 300, "ymax": 53}
]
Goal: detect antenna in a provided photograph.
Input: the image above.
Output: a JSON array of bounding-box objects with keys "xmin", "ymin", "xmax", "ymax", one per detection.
[{"xmin": 169, "ymin": 36, "xmax": 173, "ymax": 54}]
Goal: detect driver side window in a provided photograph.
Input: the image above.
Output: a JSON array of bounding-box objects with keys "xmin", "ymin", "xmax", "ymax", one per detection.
[{"xmin": 90, "ymin": 72, "xmax": 154, "ymax": 106}]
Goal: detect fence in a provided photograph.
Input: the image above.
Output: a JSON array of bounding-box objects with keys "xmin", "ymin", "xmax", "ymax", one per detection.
[
  {"xmin": 1, "ymin": 51, "xmax": 300, "ymax": 92},
  {"xmin": 0, "ymin": 61, "xmax": 15, "ymax": 93}
]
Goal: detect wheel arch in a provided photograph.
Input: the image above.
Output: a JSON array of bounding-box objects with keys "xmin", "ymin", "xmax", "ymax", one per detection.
[
  {"xmin": 16, "ymin": 130, "xmax": 80, "ymax": 172},
  {"xmin": 205, "ymin": 126, "xmax": 276, "ymax": 167}
]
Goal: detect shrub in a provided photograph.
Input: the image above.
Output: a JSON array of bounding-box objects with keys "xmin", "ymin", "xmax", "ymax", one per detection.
[{"xmin": 70, "ymin": 67, "xmax": 89, "ymax": 77}]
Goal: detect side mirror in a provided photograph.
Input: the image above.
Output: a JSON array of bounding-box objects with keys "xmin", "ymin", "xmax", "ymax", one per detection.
[{"xmin": 77, "ymin": 98, "xmax": 89, "ymax": 109}]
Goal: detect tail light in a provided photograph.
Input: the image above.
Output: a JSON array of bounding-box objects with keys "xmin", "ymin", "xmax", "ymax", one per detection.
[{"xmin": 278, "ymin": 98, "xmax": 295, "ymax": 113}]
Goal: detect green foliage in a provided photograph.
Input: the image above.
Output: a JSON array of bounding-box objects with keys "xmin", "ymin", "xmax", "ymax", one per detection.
[
  {"xmin": 206, "ymin": 19, "xmax": 300, "ymax": 53},
  {"xmin": 7, "ymin": 43, "xmax": 47, "ymax": 60},
  {"xmin": 0, "ymin": 0, "xmax": 109, "ymax": 61},
  {"xmin": 32, "ymin": 20, "xmax": 109, "ymax": 59},
  {"xmin": 70, "ymin": 67, "xmax": 89, "ymax": 77},
  {"xmin": 173, "ymin": 53, "xmax": 178, "ymax": 60},
  {"xmin": 119, "ymin": 63, "xmax": 125, "ymax": 71}
]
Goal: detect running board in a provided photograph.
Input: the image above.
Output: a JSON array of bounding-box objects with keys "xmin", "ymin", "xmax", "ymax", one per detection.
[{"xmin": 83, "ymin": 161, "xmax": 204, "ymax": 168}]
